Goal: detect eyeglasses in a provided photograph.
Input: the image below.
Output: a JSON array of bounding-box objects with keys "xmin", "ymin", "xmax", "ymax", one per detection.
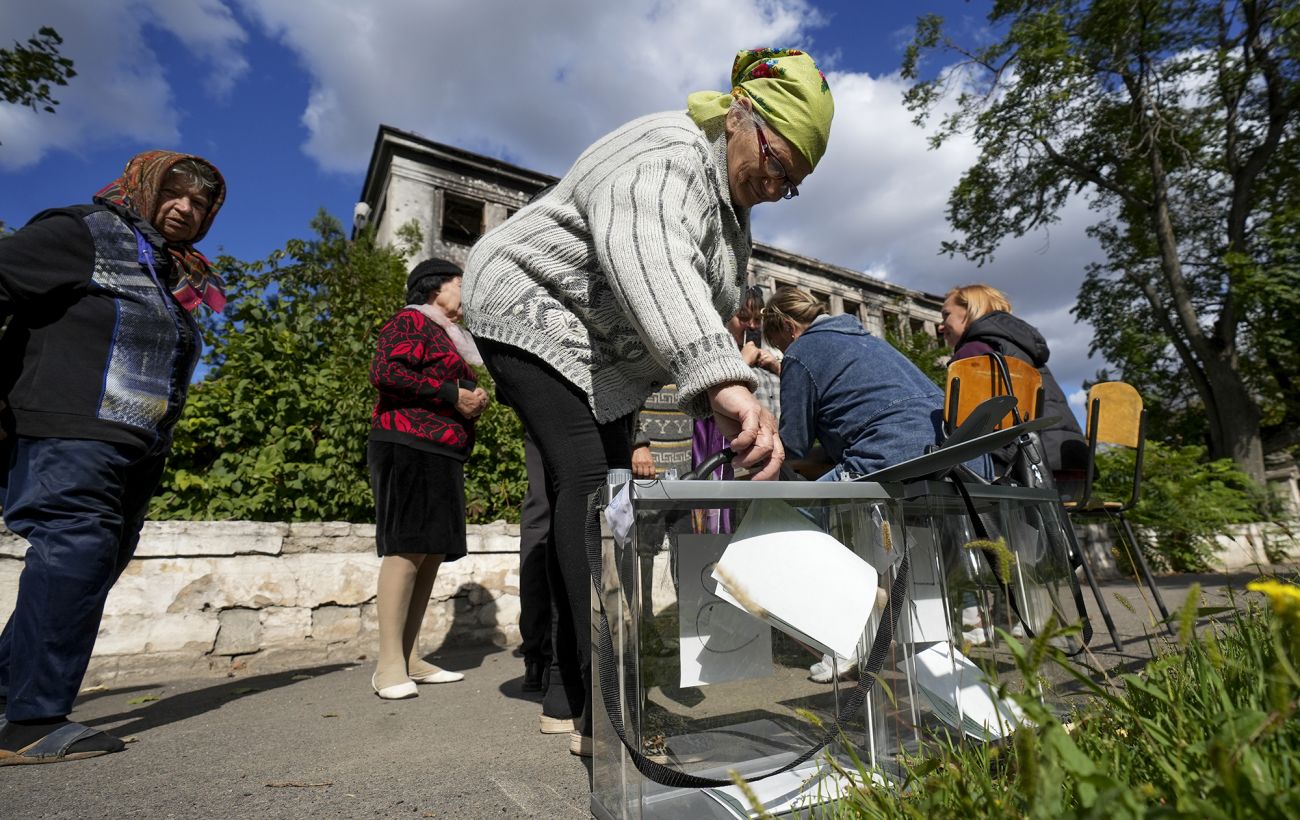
[{"xmin": 753, "ymin": 121, "xmax": 798, "ymax": 200}]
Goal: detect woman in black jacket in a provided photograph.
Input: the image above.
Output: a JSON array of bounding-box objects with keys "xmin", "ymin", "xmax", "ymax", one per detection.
[
  {"xmin": 0, "ymin": 151, "xmax": 224, "ymax": 765},
  {"xmin": 938, "ymin": 283, "xmax": 1088, "ymax": 482}
]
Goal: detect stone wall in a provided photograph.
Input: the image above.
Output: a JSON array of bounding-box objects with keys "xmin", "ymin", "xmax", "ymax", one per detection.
[
  {"xmin": 0, "ymin": 520, "xmax": 524, "ymax": 688},
  {"xmin": 1074, "ymin": 519, "xmax": 1294, "ymax": 576},
  {"xmin": 1, "ymin": 514, "xmax": 1291, "ymax": 689}
]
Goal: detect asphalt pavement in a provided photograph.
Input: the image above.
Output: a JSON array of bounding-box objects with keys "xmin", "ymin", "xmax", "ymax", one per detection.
[{"xmin": 1, "ymin": 568, "xmax": 1280, "ymax": 819}]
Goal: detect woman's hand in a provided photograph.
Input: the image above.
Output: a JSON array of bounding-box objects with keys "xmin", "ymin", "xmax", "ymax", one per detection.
[
  {"xmin": 456, "ymin": 387, "xmax": 490, "ymax": 419},
  {"xmin": 755, "ymin": 348, "xmax": 781, "ymax": 375},
  {"xmin": 706, "ymin": 383, "xmax": 784, "ymax": 481},
  {"xmin": 741, "ymin": 342, "xmax": 781, "ymax": 375},
  {"xmin": 631, "ymin": 444, "xmax": 656, "ymax": 478}
]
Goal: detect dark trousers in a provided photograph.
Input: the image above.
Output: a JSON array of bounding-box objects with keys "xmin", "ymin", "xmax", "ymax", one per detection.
[
  {"xmin": 518, "ymin": 431, "xmax": 555, "ymax": 667},
  {"xmin": 480, "ymin": 340, "xmax": 632, "ymax": 735},
  {"xmin": 0, "ymin": 436, "xmax": 165, "ymax": 721}
]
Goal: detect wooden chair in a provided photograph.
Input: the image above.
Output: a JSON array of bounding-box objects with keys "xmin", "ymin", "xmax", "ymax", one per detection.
[
  {"xmin": 944, "ymin": 353, "xmax": 1116, "ymax": 651},
  {"xmin": 945, "ymin": 354, "xmax": 1044, "ymax": 433},
  {"xmin": 1064, "ymin": 381, "xmax": 1172, "ymax": 633}
]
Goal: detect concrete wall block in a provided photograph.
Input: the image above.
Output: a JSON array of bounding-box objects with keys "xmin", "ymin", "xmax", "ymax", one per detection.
[
  {"xmin": 182, "ymin": 557, "xmax": 300, "ymax": 611},
  {"xmin": 287, "ymin": 522, "xmax": 327, "ymax": 538},
  {"xmin": 215, "ymin": 607, "xmax": 264, "ymax": 655},
  {"xmin": 313, "ymin": 605, "xmax": 362, "ymax": 644},
  {"xmin": 96, "ymin": 612, "xmax": 219, "ymax": 656},
  {"xmin": 84, "ymin": 650, "xmax": 230, "ymax": 689},
  {"xmin": 260, "ymin": 606, "xmax": 312, "ymax": 646},
  {"xmin": 360, "ymin": 602, "xmax": 378, "ymax": 638},
  {"xmin": 501, "ymin": 569, "xmax": 521, "ymax": 596},
  {"xmin": 0, "ymin": 531, "xmax": 29, "ymax": 560},
  {"xmin": 1213, "ymin": 529, "xmax": 1269, "ymax": 571},
  {"xmin": 479, "ymin": 532, "xmax": 521, "ymax": 553},
  {"xmin": 0, "ymin": 560, "xmax": 19, "ymax": 615},
  {"xmin": 489, "ymin": 595, "xmax": 521, "ymax": 628},
  {"xmin": 283, "ymin": 535, "xmax": 375, "ymax": 554},
  {"xmin": 294, "ymin": 555, "xmax": 380, "ymax": 606},
  {"xmin": 135, "ymin": 520, "xmax": 287, "ymax": 558}
]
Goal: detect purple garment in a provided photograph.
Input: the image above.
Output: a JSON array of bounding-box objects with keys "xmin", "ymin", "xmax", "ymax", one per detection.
[
  {"xmin": 690, "ymin": 417, "xmax": 733, "ymax": 533},
  {"xmin": 952, "ymin": 339, "xmax": 997, "ymax": 360}
]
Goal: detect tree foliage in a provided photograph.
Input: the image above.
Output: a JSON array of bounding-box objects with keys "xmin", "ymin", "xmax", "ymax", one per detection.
[
  {"xmin": 886, "ymin": 323, "xmax": 949, "ymax": 388},
  {"xmin": 151, "ymin": 212, "xmax": 528, "ymax": 523},
  {"xmin": 1, "ymin": 26, "xmax": 75, "ymax": 115},
  {"xmin": 1093, "ymin": 441, "xmax": 1270, "ymax": 571},
  {"xmin": 903, "ymin": 0, "xmax": 1300, "ymax": 481}
]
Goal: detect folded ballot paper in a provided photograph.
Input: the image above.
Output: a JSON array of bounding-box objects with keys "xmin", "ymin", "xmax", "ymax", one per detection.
[
  {"xmin": 913, "ymin": 642, "xmax": 1025, "ymax": 741},
  {"xmin": 711, "ymin": 500, "xmax": 877, "ymax": 660}
]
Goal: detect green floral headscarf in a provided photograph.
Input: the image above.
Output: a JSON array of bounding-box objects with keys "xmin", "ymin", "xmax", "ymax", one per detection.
[{"xmin": 687, "ymin": 48, "xmax": 834, "ymax": 170}]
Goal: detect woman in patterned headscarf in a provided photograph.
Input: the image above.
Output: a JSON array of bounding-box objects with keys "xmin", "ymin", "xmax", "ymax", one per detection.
[
  {"xmin": 463, "ymin": 47, "xmax": 834, "ymax": 758},
  {"xmin": 0, "ymin": 150, "xmax": 225, "ymax": 766}
]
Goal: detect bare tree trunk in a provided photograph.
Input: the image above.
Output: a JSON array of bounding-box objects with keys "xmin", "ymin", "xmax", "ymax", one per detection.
[{"xmin": 1142, "ymin": 106, "xmax": 1267, "ymax": 483}]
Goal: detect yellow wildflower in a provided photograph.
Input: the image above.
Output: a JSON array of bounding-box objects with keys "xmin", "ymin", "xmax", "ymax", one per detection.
[{"xmin": 1247, "ymin": 579, "xmax": 1300, "ymax": 619}]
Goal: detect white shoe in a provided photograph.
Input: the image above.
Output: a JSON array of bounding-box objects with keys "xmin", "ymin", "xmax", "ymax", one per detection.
[
  {"xmin": 809, "ymin": 656, "xmax": 856, "ymax": 684},
  {"xmin": 409, "ymin": 667, "xmax": 464, "ymax": 684},
  {"xmin": 540, "ymin": 714, "xmax": 575, "ymax": 734},
  {"xmin": 372, "ymin": 672, "xmax": 418, "ymax": 700},
  {"xmin": 569, "ymin": 731, "xmax": 593, "ymax": 757}
]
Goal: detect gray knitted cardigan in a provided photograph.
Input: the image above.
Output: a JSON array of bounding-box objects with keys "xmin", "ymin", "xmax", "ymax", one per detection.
[{"xmin": 463, "ymin": 111, "xmax": 755, "ymax": 423}]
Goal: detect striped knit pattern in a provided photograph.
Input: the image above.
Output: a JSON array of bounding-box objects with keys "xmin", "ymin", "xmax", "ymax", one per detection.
[{"xmin": 463, "ymin": 111, "xmax": 755, "ymax": 422}]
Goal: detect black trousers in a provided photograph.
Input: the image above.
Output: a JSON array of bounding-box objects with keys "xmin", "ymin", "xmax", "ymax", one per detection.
[
  {"xmin": 517, "ymin": 431, "xmax": 554, "ymax": 666},
  {"xmin": 480, "ymin": 340, "xmax": 632, "ymax": 735}
]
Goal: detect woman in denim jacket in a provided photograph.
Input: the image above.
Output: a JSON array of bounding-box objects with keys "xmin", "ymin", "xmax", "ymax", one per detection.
[{"xmin": 763, "ymin": 286, "xmax": 949, "ymax": 482}]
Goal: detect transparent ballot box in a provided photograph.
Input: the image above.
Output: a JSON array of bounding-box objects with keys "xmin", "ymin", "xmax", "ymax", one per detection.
[{"xmin": 589, "ymin": 478, "xmax": 1083, "ymax": 819}]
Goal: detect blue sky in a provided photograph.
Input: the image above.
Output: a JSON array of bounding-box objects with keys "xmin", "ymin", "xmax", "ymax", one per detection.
[{"xmin": 0, "ymin": 1, "xmax": 1102, "ymax": 414}]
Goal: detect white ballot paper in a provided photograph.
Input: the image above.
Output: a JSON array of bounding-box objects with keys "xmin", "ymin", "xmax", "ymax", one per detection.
[
  {"xmin": 711, "ymin": 500, "xmax": 877, "ymax": 660},
  {"xmin": 703, "ymin": 761, "xmax": 882, "ymax": 818},
  {"xmin": 676, "ymin": 534, "xmax": 773, "ymax": 688},
  {"xmin": 913, "ymin": 642, "xmax": 1024, "ymax": 740}
]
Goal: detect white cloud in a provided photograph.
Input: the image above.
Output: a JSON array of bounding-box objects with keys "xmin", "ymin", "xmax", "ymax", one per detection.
[
  {"xmin": 0, "ymin": 0, "xmax": 248, "ymax": 171},
  {"xmin": 237, "ymin": 0, "xmax": 822, "ymax": 174}
]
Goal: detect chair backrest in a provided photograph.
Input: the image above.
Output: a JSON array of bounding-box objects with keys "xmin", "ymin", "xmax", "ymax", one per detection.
[
  {"xmin": 1080, "ymin": 381, "xmax": 1146, "ymax": 509},
  {"xmin": 945, "ymin": 353, "xmax": 1044, "ymax": 433}
]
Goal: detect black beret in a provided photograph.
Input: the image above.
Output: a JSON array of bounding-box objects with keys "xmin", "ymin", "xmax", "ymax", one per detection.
[{"xmin": 406, "ymin": 257, "xmax": 463, "ymax": 291}]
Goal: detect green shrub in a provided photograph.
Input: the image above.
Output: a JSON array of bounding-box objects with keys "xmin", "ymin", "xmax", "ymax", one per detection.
[
  {"xmin": 1092, "ymin": 442, "xmax": 1267, "ymax": 571},
  {"xmin": 152, "ymin": 212, "xmax": 528, "ymax": 523}
]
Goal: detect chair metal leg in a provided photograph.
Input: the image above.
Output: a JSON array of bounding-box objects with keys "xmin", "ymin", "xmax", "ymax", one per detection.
[
  {"xmin": 1064, "ymin": 516, "xmax": 1124, "ymax": 652},
  {"xmin": 1118, "ymin": 514, "xmax": 1173, "ymax": 634}
]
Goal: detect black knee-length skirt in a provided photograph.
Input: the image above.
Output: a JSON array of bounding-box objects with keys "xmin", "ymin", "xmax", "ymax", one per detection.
[{"xmin": 368, "ymin": 439, "xmax": 468, "ymax": 560}]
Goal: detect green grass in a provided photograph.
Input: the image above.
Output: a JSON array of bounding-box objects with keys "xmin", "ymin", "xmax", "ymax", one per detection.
[{"xmin": 789, "ymin": 581, "xmax": 1300, "ymax": 819}]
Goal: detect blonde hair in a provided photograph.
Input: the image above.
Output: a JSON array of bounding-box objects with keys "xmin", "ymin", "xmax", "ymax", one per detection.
[
  {"xmin": 944, "ymin": 284, "xmax": 1012, "ymax": 322},
  {"xmin": 763, "ymin": 286, "xmax": 827, "ymax": 340}
]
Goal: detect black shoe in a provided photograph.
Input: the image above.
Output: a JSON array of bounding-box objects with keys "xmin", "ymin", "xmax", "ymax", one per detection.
[{"xmin": 522, "ymin": 659, "xmax": 547, "ymax": 692}]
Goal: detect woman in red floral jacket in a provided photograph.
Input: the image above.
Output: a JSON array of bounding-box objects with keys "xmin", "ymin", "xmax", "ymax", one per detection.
[{"xmin": 367, "ymin": 258, "xmax": 489, "ymax": 699}]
